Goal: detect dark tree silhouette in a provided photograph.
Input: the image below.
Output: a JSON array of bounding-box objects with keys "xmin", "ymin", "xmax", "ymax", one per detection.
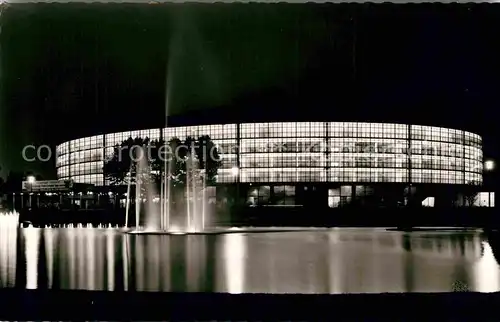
[
  {"xmin": 193, "ymin": 135, "xmax": 222, "ymax": 186},
  {"xmin": 2, "ymin": 171, "xmax": 24, "ymax": 193},
  {"xmin": 463, "ymin": 180, "xmax": 481, "ymax": 207},
  {"xmin": 103, "ymin": 135, "xmax": 222, "ymax": 188},
  {"xmin": 103, "ymin": 136, "xmax": 152, "ymax": 186}
]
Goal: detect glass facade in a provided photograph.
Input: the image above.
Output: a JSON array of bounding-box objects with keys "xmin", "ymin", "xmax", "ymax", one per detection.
[{"xmin": 56, "ymin": 122, "xmax": 483, "ymax": 186}]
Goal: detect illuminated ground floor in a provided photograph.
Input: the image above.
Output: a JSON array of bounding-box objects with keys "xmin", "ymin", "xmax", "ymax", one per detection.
[
  {"xmin": 8, "ymin": 181, "xmax": 494, "ymax": 212},
  {"xmin": 228, "ymin": 183, "xmax": 495, "ymax": 208}
]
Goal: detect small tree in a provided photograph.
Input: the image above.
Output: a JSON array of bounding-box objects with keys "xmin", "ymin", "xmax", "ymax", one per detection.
[
  {"xmin": 103, "ymin": 136, "xmax": 154, "ymax": 186},
  {"xmin": 464, "ymin": 190, "xmax": 478, "ymax": 207},
  {"xmin": 463, "ymin": 180, "xmax": 481, "ymax": 207}
]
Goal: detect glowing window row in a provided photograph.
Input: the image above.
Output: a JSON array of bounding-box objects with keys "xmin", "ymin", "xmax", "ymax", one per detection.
[
  {"xmin": 464, "ymin": 131, "xmax": 482, "ymax": 147},
  {"xmin": 410, "ymin": 170, "xmax": 476, "ymax": 184},
  {"xmin": 410, "ymin": 156, "xmax": 468, "ymax": 171},
  {"xmin": 240, "ymin": 153, "xmax": 326, "ymax": 168},
  {"xmin": 58, "ymin": 166, "xmax": 69, "ymax": 178},
  {"xmin": 219, "ymin": 154, "xmax": 237, "ymax": 169},
  {"xmin": 105, "ymin": 129, "xmax": 161, "ymax": 148},
  {"xmin": 330, "ymin": 139, "xmax": 408, "ymax": 154},
  {"xmin": 330, "ymin": 122, "xmax": 408, "ymax": 139},
  {"xmin": 331, "ymin": 154, "xmax": 408, "ymax": 168},
  {"xmin": 163, "ymin": 124, "xmax": 237, "ymax": 140},
  {"xmin": 57, "ymin": 148, "xmax": 482, "ymax": 177},
  {"xmin": 465, "ymin": 172, "xmax": 483, "ymax": 185},
  {"xmin": 241, "ymin": 168, "xmax": 326, "ymax": 183},
  {"xmin": 59, "ymin": 155, "xmax": 479, "ymax": 174},
  {"xmin": 464, "ymin": 146, "xmax": 482, "ymax": 161},
  {"xmin": 215, "ymin": 169, "xmax": 238, "ymax": 183},
  {"xmin": 238, "ymin": 168, "xmax": 480, "ymax": 184},
  {"xmin": 59, "ymin": 162, "xmax": 104, "ymax": 177},
  {"xmin": 464, "ymin": 160, "xmax": 483, "ymax": 173},
  {"xmin": 57, "ymin": 142, "xmax": 69, "ymax": 156},
  {"xmin": 240, "ymin": 122, "xmax": 325, "ymax": 138},
  {"xmin": 240, "ymin": 138, "xmax": 325, "ymax": 153},
  {"xmin": 214, "ymin": 140, "xmax": 239, "ymax": 155},
  {"xmin": 70, "ymin": 175, "xmax": 104, "ymax": 186},
  {"xmin": 57, "ymin": 149, "xmax": 103, "ymax": 167},
  {"xmin": 59, "ymin": 168, "xmax": 482, "ymax": 185},
  {"xmin": 410, "ymin": 141, "xmax": 463, "ymax": 157},
  {"xmin": 65, "ymin": 135, "xmax": 104, "ymax": 154},
  {"xmin": 57, "ymin": 151, "xmax": 483, "ymax": 175},
  {"xmin": 240, "ymin": 168, "xmax": 411, "ymax": 183},
  {"xmin": 411, "ymin": 125, "xmax": 464, "ymax": 143},
  {"xmin": 330, "ymin": 168, "xmax": 408, "ymax": 183}
]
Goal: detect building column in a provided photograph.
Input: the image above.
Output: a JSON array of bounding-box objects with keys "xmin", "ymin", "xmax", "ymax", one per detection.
[{"xmin": 324, "ymin": 122, "xmax": 330, "ymax": 184}]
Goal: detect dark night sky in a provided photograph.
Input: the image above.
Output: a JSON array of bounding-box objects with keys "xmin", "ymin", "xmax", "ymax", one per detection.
[{"xmin": 1, "ymin": 3, "xmax": 499, "ymax": 178}]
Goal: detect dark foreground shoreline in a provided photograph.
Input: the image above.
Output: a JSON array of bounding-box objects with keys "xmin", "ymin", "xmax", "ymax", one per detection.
[
  {"xmin": 18, "ymin": 207, "xmax": 499, "ymax": 229},
  {"xmin": 0, "ymin": 289, "xmax": 499, "ymax": 320}
]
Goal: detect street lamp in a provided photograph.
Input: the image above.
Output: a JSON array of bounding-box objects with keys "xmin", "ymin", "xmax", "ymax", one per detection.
[
  {"xmin": 485, "ymin": 160, "xmax": 495, "ymax": 172},
  {"xmin": 26, "ymin": 176, "xmax": 35, "ymax": 208},
  {"xmin": 484, "ymin": 159, "xmax": 496, "ymax": 207}
]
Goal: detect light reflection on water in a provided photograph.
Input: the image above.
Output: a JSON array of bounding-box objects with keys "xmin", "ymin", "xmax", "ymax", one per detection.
[{"xmin": 1, "ymin": 227, "xmax": 500, "ymax": 293}]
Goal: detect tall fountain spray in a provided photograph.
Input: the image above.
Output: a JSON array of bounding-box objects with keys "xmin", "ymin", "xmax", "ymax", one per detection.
[
  {"xmin": 127, "ymin": 142, "xmax": 211, "ymax": 234},
  {"xmin": 0, "ymin": 211, "xmax": 20, "ymax": 229},
  {"xmin": 135, "ymin": 146, "xmax": 160, "ymax": 231},
  {"xmin": 162, "ymin": 59, "xmax": 173, "ymax": 232},
  {"xmin": 135, "ymin": 167, "xmax": 141, "ymax": 229},
  {"xmin": 126, "ymin": 58, "xmax": 214, "ymax": 234},
  {"xmin": 185, "ymin": 148, "xmax": 205, "ymax": 232},
  {"xmin": 125, "ymin": 164, "xmax": 133, "ymax": 228}
]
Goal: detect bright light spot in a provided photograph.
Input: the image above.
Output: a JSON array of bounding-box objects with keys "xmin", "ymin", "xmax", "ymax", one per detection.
[
  {"xmin": 224, "ymin": 233, "xmax": 246, "ymax": 294},
  {"xmin": 26, "ymin": 176, "xmax": 35, "ymax": 183},
  {"xmin": 231, "ymin": 166, "xmax": 239, "ymax": 176},
  {"xmin": 485, "ymin": 160, "xmax": 495, "ymax": 171},
  {"xmin": 475, "ymin": 242, "xmax": 500, "ymax": 293},
  {"xmin": 168, "ymin": 225, "xmax": 186, "ymax": 235},
  {"xmin": 23, "ymin": 228, "xmax": 40, "ymax": 289}
]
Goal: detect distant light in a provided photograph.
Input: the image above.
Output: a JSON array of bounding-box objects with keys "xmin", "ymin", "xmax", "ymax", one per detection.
[
  {"xmin": 27, "ymin": 176, "xmax": 36, "ymax": 183},
  {"xmin": 231, "ymin": 166, "xmax": 239, "ymax": 176},
  {"xmin": 485, "ymin": 160, "xmax": 495, "ymax": 171}
]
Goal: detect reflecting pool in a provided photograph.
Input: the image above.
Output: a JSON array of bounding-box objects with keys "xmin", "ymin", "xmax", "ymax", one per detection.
[{"xmin": 1, "ymin": 227, "xmax": 500, "ymax": 293}]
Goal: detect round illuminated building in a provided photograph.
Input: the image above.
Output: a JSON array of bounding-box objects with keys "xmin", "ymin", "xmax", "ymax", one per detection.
[{"xmin": 56, "ymin": 122, "xmax": 484, "ymax": 208}]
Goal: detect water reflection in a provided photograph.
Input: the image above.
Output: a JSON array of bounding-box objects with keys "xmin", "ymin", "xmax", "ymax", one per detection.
[{"xmin": 1, "ymin": 227, "xmax": 500, "ymax": 293}]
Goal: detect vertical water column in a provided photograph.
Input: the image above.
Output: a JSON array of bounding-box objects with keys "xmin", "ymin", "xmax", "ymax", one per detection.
[
  {"xmin": 125, "ymin": 164, "xmax": 133, "ymax": 228},
  {"xmin": 165, "ymin": 157, "xmax": 172, "ymax": 231},
  {"xmin": 191, "ymin": 150, "xmax": 197, "ymax": 232},
  {"xmin": 135, "ymin": 169, "xmax": 141, "ymax": 229}
]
